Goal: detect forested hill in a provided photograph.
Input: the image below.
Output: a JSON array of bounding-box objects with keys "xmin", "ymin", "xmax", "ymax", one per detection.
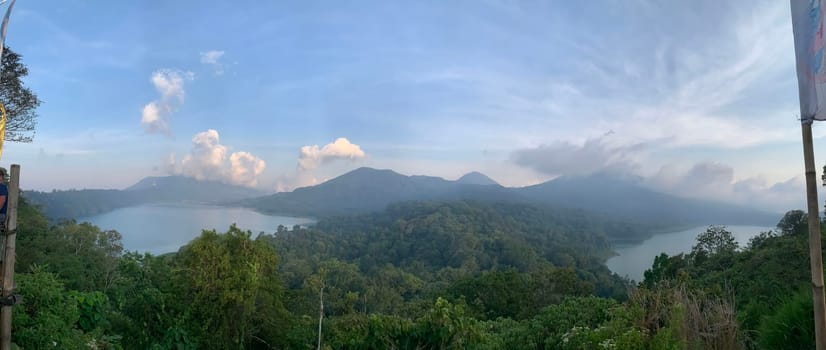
[
  {"xmin": 25, "ymin": 175, "xmax": 265, "ymax": 220},
  {"xmin": 12, "ymin": 193, "xmax": 637, "ymax": 348},
  {"xmin": 243, "ymin": 167, "xmax": 519, "ymax": 218},
  {"xmin": 266, "ymin": 200, "xmax": 633, "ymax": 314},
  {"xmin": 244, "ymin": 167, "xmax": 778, "ymax": 229},
  {"xmin": 10, "ymin": 188, "xmax": 818, "ymax": 348}
]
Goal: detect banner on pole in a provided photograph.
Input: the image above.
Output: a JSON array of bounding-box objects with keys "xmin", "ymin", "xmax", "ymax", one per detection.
[{"xmin": 791, "ymin": 0, "xmax": 826, "ymax": 122}]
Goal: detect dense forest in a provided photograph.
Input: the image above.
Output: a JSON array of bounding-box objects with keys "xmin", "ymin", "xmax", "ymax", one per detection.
[{"xmin": 7, "ymin": 195, "xmax": 818, "ymax": 349}]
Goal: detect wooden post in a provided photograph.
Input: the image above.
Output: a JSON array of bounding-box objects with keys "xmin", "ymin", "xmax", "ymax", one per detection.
[
  {"xmin": 317, "ymin": 284, "xmax": 323, "ymax": 350},
  {"xmin": 1, "ymin": 164, "xmax": 19, "ymax": 350},
  {"xmin": 802, "ymin": 123, "xmax": 826, "ymax": 350}
]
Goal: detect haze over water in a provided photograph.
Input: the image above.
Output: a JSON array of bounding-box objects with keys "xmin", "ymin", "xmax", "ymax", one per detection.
[{"xmin": 80, "ymin": 203, "xmax": 313, "ymax": 254}]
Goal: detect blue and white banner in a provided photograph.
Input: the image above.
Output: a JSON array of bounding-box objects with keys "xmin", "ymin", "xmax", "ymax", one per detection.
[
  {"xmin": 0, "ymin": 0, "xmax": 16, "ymax": 66},
  {"xmin": 791, "ymin": 0, "xmax": 826, "ymax": 122}
]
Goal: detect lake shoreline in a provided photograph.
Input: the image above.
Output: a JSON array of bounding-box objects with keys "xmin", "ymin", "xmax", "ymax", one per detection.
[{"xmin": 606, "ymin": 225, "xmax": 774, "ymax": 282}]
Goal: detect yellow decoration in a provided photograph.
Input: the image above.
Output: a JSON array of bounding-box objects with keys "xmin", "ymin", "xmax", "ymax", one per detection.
[{"xmin": 0, "ymin": 103, "xmax": 7, "ymax": 160}]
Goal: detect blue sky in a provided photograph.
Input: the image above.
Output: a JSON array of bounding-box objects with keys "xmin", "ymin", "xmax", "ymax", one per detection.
[{"xmin": 0, "ymin": 0, "xmax": 817, "ymax": 212}]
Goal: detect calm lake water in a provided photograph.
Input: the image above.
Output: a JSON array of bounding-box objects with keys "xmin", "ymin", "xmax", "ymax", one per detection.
[
  {"xmin": 606, "ymin": 225, "xmax": 774, "ymax": 282},
  {"xmin": 80, "ymin": 203, "xmax": 313, "ymax": 254}
]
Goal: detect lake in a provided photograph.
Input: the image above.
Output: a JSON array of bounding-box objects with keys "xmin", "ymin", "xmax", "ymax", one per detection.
[
  {"xmin": 80, "ymin": 203, "xmax": 314, "ymax": 254},
  {"xmin": 606, "ymin": 225, "xmax": 774, "ymax": 282}
]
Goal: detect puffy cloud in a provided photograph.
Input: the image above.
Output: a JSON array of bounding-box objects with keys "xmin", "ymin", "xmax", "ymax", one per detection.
[
  {"xmin": 151, "ymin": 70, "xmax": 191, "ymax": 102},
  {"xmin": 141, "ymin": 69, "xmax": 194, "ymax": 134},
  {"xmin": 270, "ymin": 138, "xmax": 366, "ymax": 192},
  {"xmin": 141, "ymin": 102, "xmax": 168, "ymax": 134},
  {"xmin": 200, "ymin": 50, "xmax": 226, "ymax": 75},
  {"xmin": 298, "ymin": 138, "xmax": 366, "ymax": 171},
  {"xmin": 512, "ymin": 133, "xmax": 803, "ymax": 212},
  {"xmin": 167, "ymin": 129, "xmax": 266, "ymax": 188},
  {"xmin": 180, "ymin": 129, "xmax": 227, "ymax": 181},
  {"xmin": 510, "ymin": 135, "xmax": 644, "ymax": 177},
  {"xmin": 230, "ymin": 152, "xmax": 266, "ymax": 187}
]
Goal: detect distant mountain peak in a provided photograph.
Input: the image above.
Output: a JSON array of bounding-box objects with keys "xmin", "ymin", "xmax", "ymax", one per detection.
[{"xmin": 456, "ymin": 172, "xmax": 499, "ymax": 186}]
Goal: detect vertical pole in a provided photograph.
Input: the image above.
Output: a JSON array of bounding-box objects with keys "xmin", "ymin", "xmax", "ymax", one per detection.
[
  {"xmin": 317, "ymin": 284, "xmax": 323, "ymax": 350},
  {"xmin": 1, "ymin": 164, "xmax": 19, "ymax": 350},
  {"xmin": 803, "ymin": 122, "xmax": 826, "ymax": 350}
]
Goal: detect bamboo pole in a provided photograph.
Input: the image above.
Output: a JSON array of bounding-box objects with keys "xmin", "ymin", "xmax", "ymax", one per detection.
[
  {"xmin": 317, "ymin": 284, "xmax": 324, "ymax": 350},
  {"xmin": 0, "ymin": 165, "xmax": 19, "ymax": 350},
  {"xmin": 802, "ymin": 122, "xmax": 826, "ymax": 350}
]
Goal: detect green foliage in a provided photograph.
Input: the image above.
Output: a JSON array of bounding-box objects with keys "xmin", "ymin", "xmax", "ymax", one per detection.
[
  {"xmin": 70, "ymin": 291, "xmax": 106, "ymax": 332},
  {"xmin": 411, "ymin": 297, "xmax": 487, "ymax": 349},
  {"xmin": 13, "ymin": 265, "xmax": 88, "ymax": 349},
  {"xmin": 0, "ymin": 46, "xmax": 41, "ymax": 143},
  {"xmin": 758, "ymin": 288, "xmax": 815, "ymax": 350},
  {"xmin": 776, "ymin": 210, "xmax": 807, "ymax": 236},
  {"xmin": 107, "ymin": 252, "xmax": 182, "ymax": 349},
  {"xmin": 271, "ymin": 200, "xmax": 629, "ymax": 319},
  {"xmin": 630, "ymin": 284, "xmax": 741, "ymax": 350},
  {"xmin": 643, "ymin": 253, "xmax": 689, "ymax": 288},
  {"xmin": 16, "ymin": 214, "xmax": 123, "ymax": 292},
  {"xmin": 691, "ymin": 225, "xmax": 738, "ymax": 257},
  {"xmin": 176, "ymin": 224, "xmax": 288, "ymax": 349},
  {"xmin": 15, "ymin": 193, "xmax": 796, "ymax": 349},
  {"xmin": 637, "ymin": 211, "xmax": 826, "ymax": 347},
  {"xmin": 447, "ymin": 267, "xmax": 592, "ymax": 320}
]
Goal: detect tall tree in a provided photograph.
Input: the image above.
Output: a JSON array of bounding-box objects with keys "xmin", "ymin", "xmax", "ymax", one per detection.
[
  {"xmin": 177, "ymin": 225, "xmax": 288, "ymax": 349},
  {"xmin": 691, "ymin": 225, "xmax": 738, "ymax": 257},
  {"xmin": 0, "ymin": 46, "xmax": 40, "ymax": 143}
]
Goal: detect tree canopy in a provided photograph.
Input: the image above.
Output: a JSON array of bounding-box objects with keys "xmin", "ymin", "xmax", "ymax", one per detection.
[{"xmin": 0, "ymin": 46, "xmax": 40, "ymax": 143}]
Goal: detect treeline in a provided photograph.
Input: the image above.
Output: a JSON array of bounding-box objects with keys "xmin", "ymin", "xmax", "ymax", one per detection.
[
  {"xmin": 9, "ymin": 198, "xmax": 644, "ymax": 349},
  {"xmin": 268, "ymin": 200, "xmax": 633, "ymax": 312},
  {"xmin": 640, "ymin": 210, "xmax": 823, "ymax": 349},
  {"xmin": 8, "ymin": 196, "xmax": 812, "ymax": 349},
  {"xmin": 24, "ymin": 189, "xmax": 142, "ymax": 220}
]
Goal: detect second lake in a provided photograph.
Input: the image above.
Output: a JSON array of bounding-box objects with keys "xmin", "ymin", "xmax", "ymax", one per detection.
[{"xmin": 606, "ymin": 225, "xmax": 774, "ymax": 282}]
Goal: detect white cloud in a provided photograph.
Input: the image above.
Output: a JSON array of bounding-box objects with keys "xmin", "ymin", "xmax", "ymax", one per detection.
[
  {"xmin": 270, "ymin": 138, "xmax": 367, "ymax": 192},
  {"xmin": 141, "ymin": 69, "xmax": 194, "ymax": 135},
  {"xmin": 230, "ymin": 151, "xmax": 266, "ymax": 187},
  {"xmin": 511, "ymin": 134, "xmax": 643, "ymax": 177},
  {"xmin": 166, "ymin": 129, "xmax": 267, "ymax": 188},
  {"xmin": 511, "ymin": 134, "xmax": 803, "ymax": 212},
  {"xmin": 644, "ymin": 161, "xmax": 804, "ymax": 212},
  {"xmin": 180, "ymin": 129, "xmax": 227, "ymax": 181},
  {"xmin": 140, "ymin": 102, "xmax": 168, "ymax": 134},
  {"xmin": 151, "ymin": 69, "xmax": 192, "ymax": 102},
  {"xmin": 200, "ymin": 50, "xmax": 224, "ymax": 64},
  {"xmin": 298, "ymin": 137, "xmax": 366, "ymax": 171},
  {"xmin": 200, "ymin": 50, "xmax": 226, "ymax": 75}
]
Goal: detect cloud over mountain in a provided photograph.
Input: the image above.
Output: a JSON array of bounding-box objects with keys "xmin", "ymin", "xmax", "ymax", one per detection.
[
  {"xmin": 511, "ymin": 135, "xmax": 644, "ymax": 177},
  {"xmin": 166, "ymin": 129, "xmax": 266, "ymax": 187},
  {"xmin": 298, "ymin": 137, "xmax": 366, "ymax": 171}
]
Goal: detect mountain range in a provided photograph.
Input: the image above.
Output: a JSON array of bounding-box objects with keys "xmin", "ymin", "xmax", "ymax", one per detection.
[
  {"xmin": 24, "ymin": 168, "xmax": 779, "ymax": 235},
  {"xmin": 243, "ymin": 167, "xmax": 779, "ymax": 229}
]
